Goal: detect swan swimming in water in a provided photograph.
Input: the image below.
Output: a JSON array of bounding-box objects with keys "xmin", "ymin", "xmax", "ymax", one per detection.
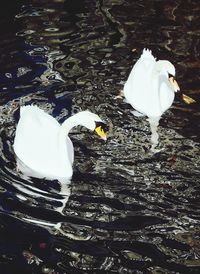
[
  {"xmin": 13, "ymin": 105, "xmax": 107, "ymax": 183},
  {"xmin": 123, "ymin": 48, "xmax": 180, "ymax": 151}
]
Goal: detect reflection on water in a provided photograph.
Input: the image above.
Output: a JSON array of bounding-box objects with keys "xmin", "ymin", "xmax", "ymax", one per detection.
[{"xmin": 0, "ymin": 0, "xmax": 200, "ymax": 273}]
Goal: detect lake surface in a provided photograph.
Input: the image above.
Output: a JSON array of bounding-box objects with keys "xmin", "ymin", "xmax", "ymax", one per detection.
[{"xmin": 0, "ymin": 0, "xmax": 200, "ymax": 273}]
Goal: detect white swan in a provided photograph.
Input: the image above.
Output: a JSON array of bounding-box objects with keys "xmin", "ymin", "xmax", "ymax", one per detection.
[
  {"xmin": 123, "ymin": 48, "xmax": 180, "ymax": 150},
  {"xmin": 13, "ymin": 106, "xmax": 107, "ymax": 182}
]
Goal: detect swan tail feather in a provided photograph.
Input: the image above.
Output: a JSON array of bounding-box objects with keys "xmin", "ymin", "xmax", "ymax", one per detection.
[{"xmin": 141, "ymin": 48, "xmax": 156, "ymax": 60}]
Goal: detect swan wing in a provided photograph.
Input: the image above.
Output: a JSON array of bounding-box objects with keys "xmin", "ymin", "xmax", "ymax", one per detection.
[
  {"xmin": 124, "ymin": 49, "xmax": 156, "ymax": 114},
  {"xmin": 14, "ymin": 105, "xmax": 61, "ymax": 173}
]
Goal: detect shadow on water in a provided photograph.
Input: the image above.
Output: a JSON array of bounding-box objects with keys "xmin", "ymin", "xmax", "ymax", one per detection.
[{"xmin": 0, "ymin": 0, "xmax": 200, "ymax": 273}]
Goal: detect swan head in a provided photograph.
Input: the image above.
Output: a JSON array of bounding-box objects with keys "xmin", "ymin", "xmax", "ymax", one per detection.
[
  {"xmin": 156, "ymin": 60, "xmax": 180, "ymax": 92},
  {"xmin": 75, "ymin": 111, "xmax": 107, "ymax": 141},
  {"xmin": 95, "ymin": 121, "xmax": 107, "ymax": 141}
]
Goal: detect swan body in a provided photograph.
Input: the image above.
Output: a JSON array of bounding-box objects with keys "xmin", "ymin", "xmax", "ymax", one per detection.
[
  {"xmin": 124, "ymin": 48, "xmax": 179, "ymax": 118},
  {"xmin": 13, "ymin": 106, "xmax": 106, "ymax": 182}
]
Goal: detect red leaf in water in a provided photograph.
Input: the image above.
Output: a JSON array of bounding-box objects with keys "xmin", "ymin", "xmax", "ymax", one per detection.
[{"xmin": 39, "ymin": 242, "xmax": 47, "ymax": 249}]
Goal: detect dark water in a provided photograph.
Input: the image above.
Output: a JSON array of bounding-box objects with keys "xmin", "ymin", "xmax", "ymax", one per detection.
[{"xmin": 0, "ymin": 0, "xmax": 200, "ymax": 273}]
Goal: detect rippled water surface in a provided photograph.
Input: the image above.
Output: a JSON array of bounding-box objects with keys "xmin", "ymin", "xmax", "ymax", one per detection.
[{"xmin": 0, "ymin": 0, "xmax": 200, "ymax": 273}]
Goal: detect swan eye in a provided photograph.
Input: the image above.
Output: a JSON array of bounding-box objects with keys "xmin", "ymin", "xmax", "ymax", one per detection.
[
  {"xmin": 95, "ymin": 125, "xmax": 107, "ymax": 141},
  {"xmin": 168, "ymin": 76, "xmax": 180, "ymax": 92}
]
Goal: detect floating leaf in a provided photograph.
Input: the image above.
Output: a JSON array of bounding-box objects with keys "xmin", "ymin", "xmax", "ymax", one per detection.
[{"xmin": 182, "ymin": 93, "xmax": 196, "ymax": 104}]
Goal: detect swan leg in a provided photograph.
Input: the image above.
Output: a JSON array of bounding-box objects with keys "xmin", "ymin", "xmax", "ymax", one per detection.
[
  {"xmin": 147, "ymin": 117, "xmax": 160, "ymax": 152},
  {"xmin": 131, "ymin": 110, "xmax": 145, "ymax": 117}
]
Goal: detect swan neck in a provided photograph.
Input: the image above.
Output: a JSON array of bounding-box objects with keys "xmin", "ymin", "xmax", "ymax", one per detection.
[
  {"xmin": 155, "ymin": 61, "xmax": 169, "ymax": 77},
  {"xmin": 60, "ymin": 114, "xmax": 80, "ymax": 135},
  {"xmin": 57, "ymin": 115, "xmax": 77, "ymax": 171},
  {"xmin": 155, "ymin": 61, "xmax": 163, "ymax": 73},
  {"xmin": 152, "ymin": 65, "xmax": 164, "ymax": 115}
]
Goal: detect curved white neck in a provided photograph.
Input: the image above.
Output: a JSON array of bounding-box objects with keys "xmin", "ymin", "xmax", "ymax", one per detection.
[
  {"xmin": 60, "ymin": 114, "xmax": 82, "ymax": 135},
  {"xmin": 152, "ymin": 63, "xmax": 168, "ymax": 116},
  {"xmin": 57, "ymin": 114, "xmax": 82, "ymax": 170},
  {"xmin": 55, "ymin": 111, "xmax": 99, "ymax": 174},
  {"xmin": 58, "ymin": 112, "xmax": 92, "ymax": 159}
]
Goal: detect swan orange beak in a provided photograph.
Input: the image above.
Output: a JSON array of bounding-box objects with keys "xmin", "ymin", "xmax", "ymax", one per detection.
[
  {"xmin": 95, "ymin": 126, "xmax": 107, "ymax": 141},
  {"xmin": 169, "ymin": 76, "xmax": 180, "ymax": 92}
]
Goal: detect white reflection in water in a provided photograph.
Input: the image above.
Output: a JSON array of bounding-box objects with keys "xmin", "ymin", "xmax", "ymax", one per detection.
[
  {"xmin": 12, "ymin": 169, "xmax": 71, "ymax": 215},
  {"xmin": 148, "ymin": 117, "xmax": 160, "ymax": 152}
]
